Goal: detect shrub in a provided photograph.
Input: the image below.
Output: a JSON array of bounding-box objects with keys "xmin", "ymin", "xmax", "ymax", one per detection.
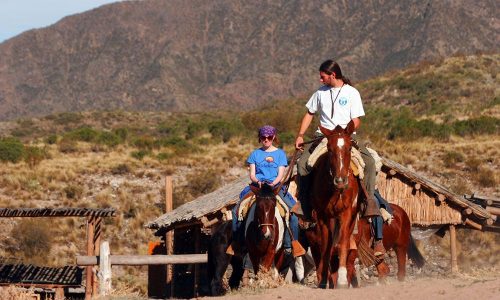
[
  {"xmin": 476, "ymin": 168, "xmax": 497, "ymax": 188},
  {"xmin": 24, "ymin": 146, "xmax": 47, "ymax": 168},
  {"xmin": 442, "ymin": 151, "xmax": 464, "ymax": 168},
  {"xmin": 58, "ymin": 137, "xmax": 78, "ymax": 153},
  {"xmin": 10, "ymin": 220, "xmax": 53, "ymax": 263},
  {"xmin": 45, "ymin": 134, "xmax": 58, "ymax": 144},
  {"xmin": 96, "ymin": 131, "xmax": 122, "ymax": 148},
  {"xmin": 0, "ymin": 137, "xmax": 25, "ymax": 163},
  {"xmin": 110, "ymin": 163, "xmax": 131, "ymax": 175},
  {"xmin": 131, "ymin": 150, "xmax": 150, "ymax": 160},
  {"xmin": 114, "ymin": 127, "xmax": 129, "ymax": 141},
  {"xmin": 186, "ymin": 169, "xmax": 221, "ymax": 198},
  {"xmin": 131, "ymin": 136, "xmax": 155, "ymax": 150},
  {"xmin": 156, "ymin": 152, "xmax": 173, "ymax": 161},
  {"xmin": 452, "ymin": 116, "xmax": 499, "ymax": 136},
  {"xmin": 64, "ymin": 185, "xmax": 83, "ymax": 199},
  {"xmin": 67, "ymin": 127, "xmax": 98, "ymax": 142}
]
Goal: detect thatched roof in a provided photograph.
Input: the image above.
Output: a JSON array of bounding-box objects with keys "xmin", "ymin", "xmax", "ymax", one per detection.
[
  {"xmin": 0, "ymin": 208, "xmax": 116, "ymax": 218},
  {"xmin": 147, "ymin": 157, "xmax": 494, "ymax": 232}
]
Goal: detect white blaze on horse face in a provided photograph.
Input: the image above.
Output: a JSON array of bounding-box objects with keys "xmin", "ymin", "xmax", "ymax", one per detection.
[
  {"xmin": 337, "ymin": 138, "xmax": 345, "ymax": 171},
  {"xmin": 264, "ymin": 226, "xmax": 271, "ymax": 239}
]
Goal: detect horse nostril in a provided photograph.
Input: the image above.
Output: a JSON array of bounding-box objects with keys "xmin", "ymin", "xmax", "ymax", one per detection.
[{"xmin": 335, "ymin": 177, "xmax": 343, "ymax": 184}]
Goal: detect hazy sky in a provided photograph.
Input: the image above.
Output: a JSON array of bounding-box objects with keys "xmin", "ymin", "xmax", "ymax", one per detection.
[{"xmin": 0, "ymin": 0, "xmax": 123, "ymax": 42}]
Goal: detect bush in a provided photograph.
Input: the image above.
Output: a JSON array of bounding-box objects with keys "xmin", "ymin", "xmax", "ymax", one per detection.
[
  {"xmin": 131, "ymin": 150, "xmax": 150, "ymax": 160},
  {"xmin": 0, "ymin": 137, "xmax": 25, "ymax": 163},
  {"xmin": 58, "ymin": 137, "xmax": 78, "ymax": 153},
  {"xmin": 476, "ymin": 168, "xmax": 497, "ymax": 188},
  {"xmin": 114, "ymin": 127, "xmax": 129, "ymax": 141},
  {"xmin": 45, "ymin": 134, "xmax": 58, "ymax": 144},
  {"xmin": 131, "ymin": 136, "xmax": 155, "ymax": 150},
  {"xmin": 442, "ymin": 151, "xmax": 464, "ymax": 168},
  {"xmin": 24, "ymin": 146, "xmax": 47, "ymax": 168},
  {"xmin": 186, "ymin": 169, "xmax": 221, "ymax": 198},
  {"xmin": 10, "ymin": 220, "xmax": 53, "ymax": 263},
  {"xmin": 452, "ymin": 116, "xmax": 499, "ymax": 136},
  {"xmin": 64, "ymin": 185, "xmax": 83, "ymax": 199},
  {"xmin": 96, "ymin": 131, "xmax": 122, "ymax": 148},
  {"xmin": 110, "ymin": 163, "xmax": 131, "ymax": 175}
]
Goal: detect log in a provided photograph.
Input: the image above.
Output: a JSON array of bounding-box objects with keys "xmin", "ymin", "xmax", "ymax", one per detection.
[
  {"xmin": 437, "ymin": 194, "xmax": 446, "ymax": 202},
  {"xmin": 77, "ymin": 254, "xmax": 208, "ymax": 266},
  {"xmin": 201, "ymin": 216, "xmax": 219, "ymax": 228},
  {"xmin": 485, "ymin": 206, "xmax": 500, "ymax": 216},
  {"xmin": 472, "ymin": 193, "xmax": 499, "ymax": 203},
  {"xmin": 462, "ymin": 208, "xmax": 473, "ymax": 215},
  {"xmin": 464, "ymin": 218, "xmax": 482, "ymax": 230},
  {"xmin": 98, "ymin": 241, "xmax": 112, "ymax": 296},
  {"xmin": 485, "ymin": 218, "xmax": 494, "ymax": 226},
  {"xmin": 388, "ymin": 169, "xmax": 397, "ymax": 176},
  {"xmin": 414, "ymin": 183, "xmax": 421, "ymax": 190}
]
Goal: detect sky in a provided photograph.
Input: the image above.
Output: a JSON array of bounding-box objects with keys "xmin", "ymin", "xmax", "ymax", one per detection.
[{"xmin": 0, "ymin": 0, "xmax": 123, "ymax": 42}]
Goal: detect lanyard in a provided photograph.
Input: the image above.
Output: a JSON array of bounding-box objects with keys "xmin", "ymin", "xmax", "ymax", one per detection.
[{"xmin": 330, "ymin": 84, "xmax": 344, "ymax": 118}]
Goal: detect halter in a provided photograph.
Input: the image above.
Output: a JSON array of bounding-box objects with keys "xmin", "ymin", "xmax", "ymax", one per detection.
[{"xmin": 325, "ymin": 132, "xmax": 352, "ymax": 188}]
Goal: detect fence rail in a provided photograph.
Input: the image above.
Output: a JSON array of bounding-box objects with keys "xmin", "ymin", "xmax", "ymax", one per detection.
[{"xmin": 76, "ymin": 254, "xmax": 207, "ymax": 266}]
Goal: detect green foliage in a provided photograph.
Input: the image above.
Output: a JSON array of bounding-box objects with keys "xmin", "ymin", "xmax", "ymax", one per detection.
[
  {"xmin": 156, "ymin": 152, "xmax": 173, "ymax": 161},
  {"xmin": 131, "ymin": 136, "xmax": 155, "ymax": 150},
  {"xmin": 47, "ymin": 112, "xmax": 83, "ymax": 125},
  {"xmin": 96, "ymin": 131, "xmax": 122, "ymax": 147},
  {"xmin": 0, "ymin": 137, "xmax": 25, "ymax": 163},
  {"xmin": 114, "ymin": 127, "xmax": 129, "ymax": 141},
  {"xmin": 24, "ymin": 146, "xmax": 47, "ymax": 168},
  {"xmin": 208, "ymin": 119, "xmax": 244, "ymax": 143},
  {"xmin": 452, "ymin": 116, "xmax": 499, "ymax": 136},
  {"xmin": 67, "ymin": 127, "xmax": 98, "ymax": 142},
  {"xmin": 45, "ymin": 134, "xmax": 58, "ymax": 145},
  {"xmin": 10, "ymin": 220, "xmax": 53, "ymax": 262},
  {"xmin": 131, "ymin": 150, "xmax": 150, "ymax": 160}
]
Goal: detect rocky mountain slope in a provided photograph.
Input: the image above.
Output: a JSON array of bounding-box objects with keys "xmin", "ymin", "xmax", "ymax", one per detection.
[{"xmin": 0, "ymin": 0, "xmax": 498, "ymax": 120}]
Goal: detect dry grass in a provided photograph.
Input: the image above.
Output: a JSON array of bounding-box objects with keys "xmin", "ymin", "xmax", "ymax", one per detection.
[{"xmin": 0, "ymin": 286, "xmax": 36, "ymax": 300}]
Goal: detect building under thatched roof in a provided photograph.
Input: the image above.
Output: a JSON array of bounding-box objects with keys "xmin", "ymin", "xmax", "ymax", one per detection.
[{"xmin": 146, "ymin": 157, "xmax": 496, "ymax": 234}]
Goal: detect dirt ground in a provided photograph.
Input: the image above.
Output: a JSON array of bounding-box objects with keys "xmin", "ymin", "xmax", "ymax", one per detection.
[{"xmin": 213, "ymin": 274, "xmax": 500, "ymax": 300}]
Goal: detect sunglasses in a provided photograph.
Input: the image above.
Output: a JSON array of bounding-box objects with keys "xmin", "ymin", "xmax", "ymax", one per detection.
[{"xmin": 260, "ymin": 135, "xmax": 274, "ymax": 141}]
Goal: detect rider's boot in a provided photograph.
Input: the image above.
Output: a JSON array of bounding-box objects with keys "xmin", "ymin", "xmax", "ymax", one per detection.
[{"xmin": 373, "ymin": 240, "xmax": 386, "ymax": 257}]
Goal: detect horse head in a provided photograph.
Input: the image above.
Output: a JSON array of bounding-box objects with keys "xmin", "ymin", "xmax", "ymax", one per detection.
[
  {"xmin": 249, "ymin": 183, "xmax": 278, "ymax": 240},
  {"xmin": 319, "ymin": 120, "xmax": 355, "ymax": 191}
]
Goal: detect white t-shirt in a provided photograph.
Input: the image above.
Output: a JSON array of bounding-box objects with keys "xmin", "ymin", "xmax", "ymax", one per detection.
[{"xmin": 306, "ymin": 84, "xmax": 365, "ymax": 130}]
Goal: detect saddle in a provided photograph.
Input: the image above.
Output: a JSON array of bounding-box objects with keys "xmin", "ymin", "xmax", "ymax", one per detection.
[{"xmin": 238, "ymin": 194, "xmax": 288, "ymax": 222}]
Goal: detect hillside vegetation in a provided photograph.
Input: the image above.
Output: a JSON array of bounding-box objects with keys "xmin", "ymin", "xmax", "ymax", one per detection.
[{"xmin": 0, "ymin": 54, "xmax": 498, "ymax": 294}]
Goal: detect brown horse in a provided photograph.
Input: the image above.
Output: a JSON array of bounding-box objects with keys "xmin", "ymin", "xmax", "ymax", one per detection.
[
  {"xmin": 306, "ymin": 121, "xmax": 359, "ymax": 288},
  {"xmin": 245, "ymin": 183, "xmax": 284, "ymax": 275},
  {"xmin": 354, "ymin": 203, "xmax": 425, "ymax": 282}
]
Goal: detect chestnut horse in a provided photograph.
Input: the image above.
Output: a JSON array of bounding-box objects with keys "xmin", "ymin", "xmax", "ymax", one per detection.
[
  {"xmin": 245, "ymin": 183, "xmax": 283, "ymax": 275},
  {"xmin": 354, "ymin": 203, "xmax": 425, "ymax": 282},
  {"xmin": 307, "ymin": 121, "xmax": 359, "ymax": 288}
]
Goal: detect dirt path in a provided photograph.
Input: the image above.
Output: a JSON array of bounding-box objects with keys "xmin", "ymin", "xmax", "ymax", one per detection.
[{"xmin": 212, "ymin": 275, "xmax": 500, "ymax": 300}]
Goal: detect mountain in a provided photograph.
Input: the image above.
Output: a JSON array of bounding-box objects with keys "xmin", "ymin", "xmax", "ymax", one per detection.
[{"xmin": 0, "ymin": 0, "xmax": 498, "ymax": 120}]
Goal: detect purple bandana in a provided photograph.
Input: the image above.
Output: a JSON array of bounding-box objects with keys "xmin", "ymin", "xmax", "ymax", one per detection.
[{"xmin": 259, "ymin": 125, "xmax": 277, "ymax": 137}]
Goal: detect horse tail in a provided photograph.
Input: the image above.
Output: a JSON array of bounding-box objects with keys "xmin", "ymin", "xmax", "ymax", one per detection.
[{"xmin": 407, "ymin": 234, "xmax": 425, "ymax": 268}]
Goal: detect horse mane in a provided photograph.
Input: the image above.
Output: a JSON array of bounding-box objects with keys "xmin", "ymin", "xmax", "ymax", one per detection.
[{"xmin": 258, "ymin": 183, "xmax": 276, "ymax": 199}]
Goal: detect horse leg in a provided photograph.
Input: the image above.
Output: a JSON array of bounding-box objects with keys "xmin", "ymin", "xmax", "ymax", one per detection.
[
  {"xmin": 315, "ymin": 221, "xmax": 331, "ymax": 288},
  {"xmin": 336, "ymin": 211, "xmax": 354, "ymax": 288},
  {"xmin": 346, "ymin": 249, "xmax": 358, "ymax": 288},
  {"xmin": 228, "ymin": 255, "xmax": 244, "ymax": 289},
  {"xmin": 375, "ymin": 261, "xmax": 390, "ymax": 284},
  {"xmin": 395, "ymin": 245, "xmax": 407, "ymax": 281}
]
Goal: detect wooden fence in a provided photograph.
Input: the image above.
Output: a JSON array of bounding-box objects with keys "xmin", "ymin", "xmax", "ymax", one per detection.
[{"xmin": 76, "ymin": 241, "xmax": 207, "ymax": 296}]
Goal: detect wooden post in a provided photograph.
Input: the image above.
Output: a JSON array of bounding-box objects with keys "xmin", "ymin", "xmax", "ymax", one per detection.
[
  {"xmin": 93, "ymin": 217, "xmax": 102, "ymax": 295},
  {"xmin": 85, "ymin": 216, "xmax": 95, "ymax": 300},
  {"xmin": 449, "ymin": 225, "xmax": 458, "ymax": 273},
  {"xmin": 193, "ymin": 226, "xmax": 200, "ymax": 297},
  {"xmin": 98, "ymin": 241, "xmax": 112, "ymax": 296},
  {"xmin": 165, "ymin": 176, "xmax": 174, "ymax": 298}
]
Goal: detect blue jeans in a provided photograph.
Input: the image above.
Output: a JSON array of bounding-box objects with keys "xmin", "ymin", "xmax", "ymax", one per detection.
[
  {"xmin": 372, "ymin": 190, "xmax": 391, "ymax": 240},
  {"xmin": 231, "ymin": 184, "xmax": 299, "ymax": 249}
]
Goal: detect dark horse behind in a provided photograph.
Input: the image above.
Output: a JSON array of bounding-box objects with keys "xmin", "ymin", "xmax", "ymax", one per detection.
[{"xmin": 207, "ymin": 221, "xmax": 244, "ymax": 296}]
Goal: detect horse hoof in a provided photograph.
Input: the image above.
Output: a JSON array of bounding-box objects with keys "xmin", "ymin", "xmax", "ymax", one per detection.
[{"xmin": 337, "ymin": 282, "xmax": 349, "ymax": 289}]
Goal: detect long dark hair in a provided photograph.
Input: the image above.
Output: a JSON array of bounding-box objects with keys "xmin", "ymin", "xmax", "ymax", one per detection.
[{"xmin": 319, "ymin": 60, "xmax": 353, "ymax": 86}]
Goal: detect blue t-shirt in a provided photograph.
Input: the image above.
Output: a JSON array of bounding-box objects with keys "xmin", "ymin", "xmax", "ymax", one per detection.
[{"xmin": 247, "ymin": 148, "xmax": 288, "ymax": 182}]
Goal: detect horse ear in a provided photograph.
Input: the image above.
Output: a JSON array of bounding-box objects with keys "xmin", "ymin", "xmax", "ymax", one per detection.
[
  {"xmin": 345, "ymin": 120, "xmax": 355, "ymax": 135},
  {"xmin": 319, "ymin": 126, "xmax": 333, "ymax": 136},
  {"xmin": 249, "ymin": 184, "xmax": 260, "ymax": 195}
]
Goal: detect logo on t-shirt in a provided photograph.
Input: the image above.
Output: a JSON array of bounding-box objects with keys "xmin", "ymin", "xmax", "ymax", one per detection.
[
  {"xmin": 339, "ymin": 97, "xmax": 348, "ymax": 106},
  {"xmin": 265, "ymin": 156, "xmax": 274, "ymax": 163}
]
